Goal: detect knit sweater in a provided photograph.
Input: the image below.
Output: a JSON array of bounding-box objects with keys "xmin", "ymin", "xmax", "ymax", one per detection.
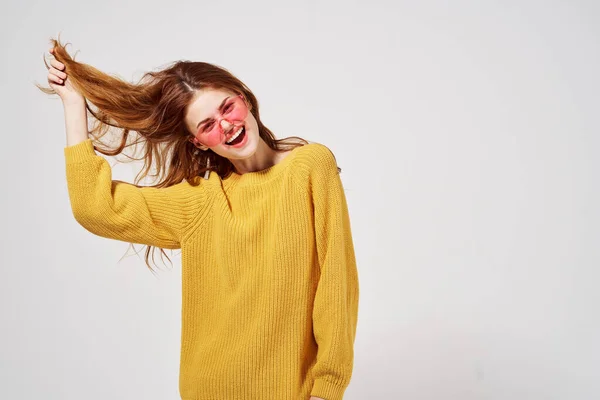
[{"xmin": 64, "ymin": 138, "xmax": 360, "ymax": 400}]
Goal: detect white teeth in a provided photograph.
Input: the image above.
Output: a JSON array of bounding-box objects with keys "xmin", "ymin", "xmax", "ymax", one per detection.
[{"xmin": 226, "ymin": 126, "xmax": 244, "ymax": 144}]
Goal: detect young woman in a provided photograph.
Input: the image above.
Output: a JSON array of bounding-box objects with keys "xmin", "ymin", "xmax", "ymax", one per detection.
[{"xmin": 39, "ymin": 37, "xmax": 359, "ymax": 400}]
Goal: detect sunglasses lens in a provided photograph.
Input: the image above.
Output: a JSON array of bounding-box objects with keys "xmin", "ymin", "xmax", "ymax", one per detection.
[
  {"xmin": 223, "ymin": 96, "xmax": 249, "ymax": 122},
  {"xmin": 200, "ymin": 129, "xmax": 223, "ymax": 147}
]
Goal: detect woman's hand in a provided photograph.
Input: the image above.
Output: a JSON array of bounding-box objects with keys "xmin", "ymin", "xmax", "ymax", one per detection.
[
  {"xmin": 46, "ymin": 47, "xmax": 85, "ymax": 106},
  {"xmin": 309, "ymin": 397, "xmax": 325, "ymax": 400}
]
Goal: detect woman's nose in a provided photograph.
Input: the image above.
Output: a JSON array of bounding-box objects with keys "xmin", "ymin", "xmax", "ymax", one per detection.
[{"xmin": 220, "ymin": 119, "xmax": 232, "ymax": 130}]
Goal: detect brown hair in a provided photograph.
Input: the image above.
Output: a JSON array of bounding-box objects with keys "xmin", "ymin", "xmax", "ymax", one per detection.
[{"xmin": 36, "ymin": 35, "xmax": 315, "ymax": 271}]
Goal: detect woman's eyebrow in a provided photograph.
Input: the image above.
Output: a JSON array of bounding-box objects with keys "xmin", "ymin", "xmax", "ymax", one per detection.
[{"xmin": 196, "ymin": 97, "xmax": 231, "ymax": 130}]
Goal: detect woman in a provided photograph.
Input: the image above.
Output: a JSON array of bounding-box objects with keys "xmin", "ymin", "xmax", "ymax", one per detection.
[{"xmin": 39, "ymin": 37, "xmax": 359, "ymax": 400}]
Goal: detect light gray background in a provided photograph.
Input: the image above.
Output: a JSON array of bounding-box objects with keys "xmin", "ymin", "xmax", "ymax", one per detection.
[{"xmin": 1, "ymin": 0, "xmax": 598, "ymax": 399}]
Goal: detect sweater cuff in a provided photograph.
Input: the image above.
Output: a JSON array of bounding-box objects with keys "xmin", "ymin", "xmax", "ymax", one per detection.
[
  {"xmin": 310, "ymin": 378, "xmax": 348, "ymax": 400},
  {"xmin": 64, "ymin": 139, "xmax": 96, "ymax": 164}
]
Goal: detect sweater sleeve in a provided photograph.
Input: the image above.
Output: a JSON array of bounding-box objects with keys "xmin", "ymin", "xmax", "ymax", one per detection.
[
  {"xmin": 64, "ymin": 138, "xmax": 187, "ymax": 249},
  {"xmin": 308, "ymin": 144, "xmax": 360, "ymax": 400}
]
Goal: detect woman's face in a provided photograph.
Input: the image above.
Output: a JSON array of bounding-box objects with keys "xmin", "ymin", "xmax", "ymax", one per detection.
[{"xmin": 185, "ymin": 88, "xmax": 260, "ymax": 160}]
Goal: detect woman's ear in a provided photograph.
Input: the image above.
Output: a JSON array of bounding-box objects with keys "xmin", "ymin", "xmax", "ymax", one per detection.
[{"xmin": 189, "ymin": 136, "xmax": 209, "ymax": 151}]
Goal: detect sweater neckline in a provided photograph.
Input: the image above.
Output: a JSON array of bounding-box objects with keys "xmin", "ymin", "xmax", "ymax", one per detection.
[{"xmin": 218, "ymin": 144, "xmax": 306, "ymax": 186}]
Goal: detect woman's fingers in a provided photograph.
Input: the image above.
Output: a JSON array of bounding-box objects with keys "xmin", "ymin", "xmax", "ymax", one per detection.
[
  {"xmin": 50, "ymin": 58, "xmax": 65, "ymax": 71},
  {"xmin": 45, "ymin": 46, "xmax": 67, "ymax": 83},
  {"xmin": 49, "ymin": 66, "xmax": 67, "ymax": 79},
  {"xmin": 49, "ymin": 75, "xmax": 63, "ymax": 84},
  {"xmin": 47, "ymin": 48, "xmax": 65, "ymax": 70},
  {"xmin": 48, "ymin": 69, "xmax": 64, "ymax": 84},
  {"xmin": 49, "ymin": 66, "xmax": 66, "ymax": 81}
]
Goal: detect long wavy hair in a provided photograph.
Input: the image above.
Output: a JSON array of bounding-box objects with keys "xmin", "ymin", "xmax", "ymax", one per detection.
[{"xmin": 35, "ymin": 35, "xmax": 321, "ymax": 272}]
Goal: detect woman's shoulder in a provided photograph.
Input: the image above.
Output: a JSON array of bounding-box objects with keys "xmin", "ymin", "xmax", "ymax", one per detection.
[{"xmin": 291, "ymin": 141, "xmax": 339, "ymax": 174}]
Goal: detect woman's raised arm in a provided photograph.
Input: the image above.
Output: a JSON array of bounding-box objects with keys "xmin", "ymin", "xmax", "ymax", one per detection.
[{"xmin": 62, "ymin": 98, "xmax": 194, "ymax": 249}]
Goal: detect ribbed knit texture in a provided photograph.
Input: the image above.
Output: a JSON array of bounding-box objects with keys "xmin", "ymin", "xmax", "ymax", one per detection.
[{"xmin": 64, "ymin": 139, "xmax": 360, "ymax": 400}]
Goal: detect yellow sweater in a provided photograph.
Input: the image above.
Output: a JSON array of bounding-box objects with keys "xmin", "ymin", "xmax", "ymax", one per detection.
[{"xmin": 64, "ymin": 139, "xmax": 360, "ymax": 400}]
